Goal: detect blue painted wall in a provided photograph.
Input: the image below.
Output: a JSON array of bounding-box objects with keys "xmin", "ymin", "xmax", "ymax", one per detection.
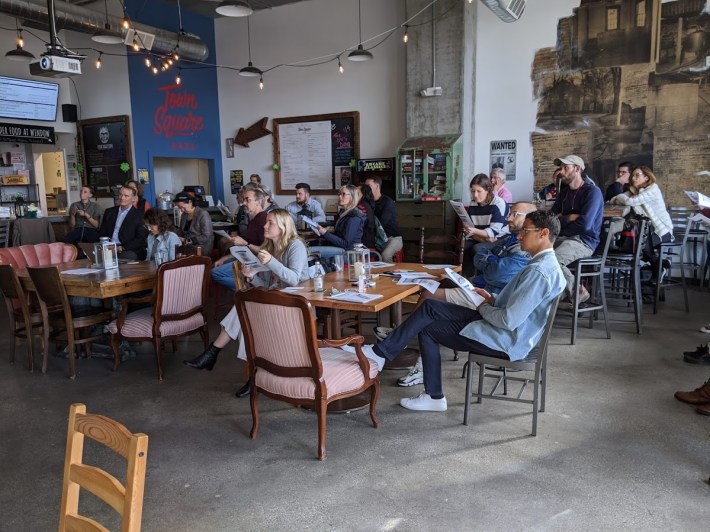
[{"xmin": 125, "ymin": 0, "xmax": 223, "ymax": 204}]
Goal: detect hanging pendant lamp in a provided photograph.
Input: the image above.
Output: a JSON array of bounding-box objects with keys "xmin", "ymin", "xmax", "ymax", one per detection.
[
  {"xmin": 216, "ymin": 0, "xmax": 253, "ymax": 17},
  {"xmin": 5, "ymin": 23, "xmax": 35, "ymax": 62},
  {"xmin": 239, "ymin": 18, "xmax": 262, "ymax": 77},
  {"xmin": 348, "ymin": 0, "xmax": 373, "ymax": 62},
  {"xmin": 92, "ymin": 0, "xmax": 123, "ymax": 44}
]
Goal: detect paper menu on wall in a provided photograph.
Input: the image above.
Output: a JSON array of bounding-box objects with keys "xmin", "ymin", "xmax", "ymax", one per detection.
[
  {"xmin": 684, "ymin": 190, "xmax": 710, "ymax": 208},
  {"xmin": 229, "ymin": 246, "xmax": 269, "ymax": 273},
  {"xmin": 449, "ymin": 200, "xmax": 475, "ymax": 228},
  {"xmin": 444, "ymin": 268, "xmax": 486, "ymax": 308}
]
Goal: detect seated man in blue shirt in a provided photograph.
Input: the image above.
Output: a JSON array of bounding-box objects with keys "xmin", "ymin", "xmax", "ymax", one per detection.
[
  {"xmin": 549, "ymin": 155, "xmax": 603, "ymax": 304},
  {"xmin": 341, "ymin": 210, "xmax": 565, "ymax": 412}
]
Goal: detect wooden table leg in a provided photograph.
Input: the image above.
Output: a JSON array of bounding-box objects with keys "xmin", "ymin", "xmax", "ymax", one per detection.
[{"xmin": 330, "ymin": 308, "xmax": 341, "ymax": 339}]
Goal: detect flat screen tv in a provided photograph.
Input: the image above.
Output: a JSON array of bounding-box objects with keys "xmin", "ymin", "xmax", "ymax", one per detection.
[{"xmin": 0, "ymin": 75, "xmax": 59, "ymax": 122}]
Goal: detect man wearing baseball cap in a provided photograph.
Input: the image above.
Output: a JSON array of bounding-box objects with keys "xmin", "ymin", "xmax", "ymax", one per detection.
[{"xmin": 549, "ymin": 155, "xmax": 604, "ymax": 304}]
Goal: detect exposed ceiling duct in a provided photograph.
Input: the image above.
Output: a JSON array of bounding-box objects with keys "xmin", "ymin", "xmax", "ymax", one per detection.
[
  {"xmin": 0, "ymin": 0, "xmax": 209, "ymax": 61},
  {"xmin": 480, "ymin": 0, "xmax": 526, "ymax": 23}
]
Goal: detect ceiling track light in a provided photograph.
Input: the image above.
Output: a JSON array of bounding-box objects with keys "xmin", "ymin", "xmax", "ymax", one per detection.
[
  {"xmin": 5, "ymin": 22, "xmax": 35, "ymax": 62},
  {"xmin": 92, "ymin": 0, "xmax": 123, "ymax": 44},
  {"xmin": 348, "ymin": 0, "xmax": 373, "ymax": 62},
  {"xmin": 216, "ymin": 0, "xmax": 253, "ymax": 17},
  {"xmin": 239, "ymin": 18, "xmax": 262, "ymax": 77}
]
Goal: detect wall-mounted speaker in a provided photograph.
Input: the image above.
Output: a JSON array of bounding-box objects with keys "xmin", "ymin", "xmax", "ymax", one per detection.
[{"xmin": 62, "ymin": 104, "xmax": 78, "ymax": 123}]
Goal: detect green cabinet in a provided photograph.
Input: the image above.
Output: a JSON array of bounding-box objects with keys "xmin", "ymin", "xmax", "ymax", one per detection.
[{"xmin": 395, "ymin": 135, "xmax": 463, "ymax": 202}]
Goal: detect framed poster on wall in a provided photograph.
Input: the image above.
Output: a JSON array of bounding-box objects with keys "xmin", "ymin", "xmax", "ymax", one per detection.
[
  {"xmin": 79, "ymin": 115, "xmax": 133, "ymax": 196},
  {"xmin": 272, "ymin": 111, "xmax": 359, "ymax": 194}
]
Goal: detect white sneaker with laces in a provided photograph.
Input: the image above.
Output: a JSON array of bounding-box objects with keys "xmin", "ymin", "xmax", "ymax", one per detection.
[
  {"xmin": 398, "ymin": 360, "xmax": 424, "ymax": 387},
  {"xmin": 340, "ymin": 344, "xmax": 385, "ymax": 371},
  {"xmin": 400, "ymin": 392, "xmax": 447, "ymax": 412},
  {"xmin": 374, "ymin": 326, "xmax": 393, "ymax": 340}
]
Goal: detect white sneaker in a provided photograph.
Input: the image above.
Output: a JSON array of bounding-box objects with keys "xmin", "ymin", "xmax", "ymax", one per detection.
[
  {"xmin": 340, "ymin": 344, "xmax": 385, "ymax": 372},
  {"xmin": 374, "ymin": 326, "xmax": 393, "ymax": 340},
  {"xmin": 700, "ymin": 325, "xmax": 710, "ymax": 334},
  {"xmin": 400, "ymin": 392, "xmax": 447, "ymax": 412},
  {"xmin": 398, "ymin": 360, "xmax": 423, "ymax": 387}
]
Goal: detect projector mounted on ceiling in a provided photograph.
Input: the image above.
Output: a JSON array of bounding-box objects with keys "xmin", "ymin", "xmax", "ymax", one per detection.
[{"xmin": 481, "ymin": 0, "xmax": 526, "ymax": 23}]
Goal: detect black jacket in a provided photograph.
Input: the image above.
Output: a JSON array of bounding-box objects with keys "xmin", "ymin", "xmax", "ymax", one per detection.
[{"xmin": 98, "ymin": 205, "xmax": 149, "ymax": 259}]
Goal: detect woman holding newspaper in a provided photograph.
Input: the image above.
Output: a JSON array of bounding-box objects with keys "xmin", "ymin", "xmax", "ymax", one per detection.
[
  {"xmin": 184, "ymin": 209, "xmax": 310, "ymax": 376},
  {"xmin": 308, "ymin": 184, "xmax": 366, "ymax": 266},
  {"xmin": 460, "ymin": 174, "xmax": 509, "ymax": 276}
]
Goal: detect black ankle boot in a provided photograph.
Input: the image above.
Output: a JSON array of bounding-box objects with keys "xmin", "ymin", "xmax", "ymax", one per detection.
[
  {"xmin": 235, "ymin": 380, "xmax": 251, "ymax": 398},
  {"xmin": 184, "ymin": 344, "xmax": 221, "ymax": 370}
]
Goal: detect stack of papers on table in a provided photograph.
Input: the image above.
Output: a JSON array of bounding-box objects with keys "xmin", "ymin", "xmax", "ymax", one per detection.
[
  {"xmin": 327, "ymin": 291, "xmax": 383, "ymax": 303},
  {"xmin": 61, "ymin": 268, "xmax": 103, "ymax": 275}
]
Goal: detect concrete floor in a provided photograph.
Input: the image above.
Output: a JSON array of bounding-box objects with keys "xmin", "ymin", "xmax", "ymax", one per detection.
[{"xmin": 1, "ymin": 287, "xmax": 709, "ymax": 531}]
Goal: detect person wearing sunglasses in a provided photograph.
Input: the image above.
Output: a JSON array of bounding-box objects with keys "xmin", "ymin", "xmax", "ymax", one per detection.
[{"xmin": 309, "ymin": 184, "xmax": 365, "ymax": 265}]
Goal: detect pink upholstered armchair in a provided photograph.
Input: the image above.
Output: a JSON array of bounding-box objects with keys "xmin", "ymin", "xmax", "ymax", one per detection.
[
  {"xmin": 234, "ymin": 288, "xmax": 380, "ymax": 460},
  {"xmin": 0, "ymin": 242, "xmax": 77, "ymax": 268},
  {"xmin": 108, "ymin": 255, "xmax": 212, "ymax": 380}
]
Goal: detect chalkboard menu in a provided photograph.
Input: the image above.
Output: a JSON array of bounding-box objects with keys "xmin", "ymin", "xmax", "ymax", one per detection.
[
  {"xmin": 79, "ymin": 115, "xmax": 133, "ymax": 196},
  {"xmin": 273, "ymin": 111, "xmax": 359, "ymax": 194}
]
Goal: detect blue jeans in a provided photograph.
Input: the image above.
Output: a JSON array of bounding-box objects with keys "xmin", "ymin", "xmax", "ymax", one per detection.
[
  {"xmin": 212, "ymin": 259, "xmax": 237, "ymax": 291},
  {"xmin": 374, "ymin": 299, "xmax": 507, "ymax": 398}
]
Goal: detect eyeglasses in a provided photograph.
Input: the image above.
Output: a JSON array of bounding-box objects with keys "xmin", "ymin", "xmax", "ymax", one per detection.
[
  {"xmin": 520, "ymin": 227, "xmax": 542, "ymax": 234},
  {"xmin": 508, "ymin": 211, "xmax": 526, "ymax": 218},
  {"xmin": 631, "ymin": 172, "xmax": 645, "ymax": 178}
]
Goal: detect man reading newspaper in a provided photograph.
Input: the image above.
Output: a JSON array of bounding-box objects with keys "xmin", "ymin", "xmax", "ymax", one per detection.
[{"xmin": 341, "ymin": 210, "xmax": 565, "ymax": 412}]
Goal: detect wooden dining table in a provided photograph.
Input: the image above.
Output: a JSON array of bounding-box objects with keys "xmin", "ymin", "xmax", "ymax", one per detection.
[{"xmin": 17, "ymin": 259, "xmax": 157, "ymax": 299}]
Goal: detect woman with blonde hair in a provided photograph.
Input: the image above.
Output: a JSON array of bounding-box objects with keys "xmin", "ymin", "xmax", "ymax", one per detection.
[
  {"xmin": 610, "ymin": 166, "xmax": 673, "ymax": 277},
  {"xmin": 184, "ymin": 208, "xmax": 310, "ymax": 372},
  {"xmin": 310, "ymin": 184, "xmax": 366, "ymax": 264}
]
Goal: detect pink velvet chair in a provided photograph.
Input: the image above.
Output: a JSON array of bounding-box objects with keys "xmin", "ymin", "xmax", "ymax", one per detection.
[
  {"xmin": 234, "ymin": 288, "xmax": 380, "ymax": 460},
  {"xmin": 0, "ymin": 242, "xmax": 77, "ymax": 268},
  {"xmin": 108, "ymin": 255, "xmax": 211, "ymax": 380}
]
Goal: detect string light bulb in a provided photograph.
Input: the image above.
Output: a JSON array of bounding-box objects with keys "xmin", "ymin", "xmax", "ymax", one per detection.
[
  {"xmin": 17, "ymin": 29, "xmax": 24, "ymax": 48},
  {"xmin": 151, "ymin": 65, "xmax": 159, "ymax": 74},
  {"xmin": 259, "ymin": 76, "xmax": 263, "ymax": 90},
  {"xmin": 403, "ymin": 25, "xmax": 408, "ymax": 44},
  {"xmin": 167, "ymin": 58, "xmax": 173, "ymax": 66},
  {"xmin": 175, "ymin": 70, "xmax": 182, "ymax": 85},
  {"xmin": 132, "ymin": 39, "xmax": 140, "ymax": 51},
  {"xmin": 173, "ymin": 51, "xmax": 180, "ymax": 61},
  {"xmin": 122, "ymin": 17, "xmax": 130, "ymax": 29},
  {"xmin": 145, "ymin": 57, "xmax": 151, "ymax": 67},
  {"xmin": 338, "ymin": 57, "xmax": 344, "ymax": 74},
  {"xmin": 95, "ymin": 53, "xmax": 102, "ymax": 69}
]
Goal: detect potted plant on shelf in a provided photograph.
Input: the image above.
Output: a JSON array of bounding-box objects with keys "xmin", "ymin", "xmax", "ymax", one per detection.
[{"xmin": 25, "ymin": 203, "xmax": 39, "ymax": 218}]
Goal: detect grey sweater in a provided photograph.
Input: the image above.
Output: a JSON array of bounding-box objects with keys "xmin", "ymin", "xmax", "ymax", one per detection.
[{"xmin": 251, "ymin": 239, "xmax": 311, "ymax": 289}]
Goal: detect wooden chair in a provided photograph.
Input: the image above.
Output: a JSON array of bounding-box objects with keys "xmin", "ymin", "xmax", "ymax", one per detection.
[
  {"xmin": 0, "ymin": 263, "xmax": 44, "ymax": 371},
  {"xmin": 463, "ymin": 296, "xmax": 561, "ymax": 436},
  {"xmin": 59, "ymin": 403, "xmax": 148, "ymax": 532},
  {"xmin": 0, "ymin": 219, "xmax": 10, "ymax": 247},
  {"xmin": 419, "ymin": 226, "xmax": 465, "ymax": 264},
  {"xmin": 109, "ymin": 255, "xmax": 212, "ymax": 380},
  {"xmin": 234, "ymin": 288, "xmax": 380, "ymax": 460},
  {"xmin": 26, "ymin": 266, "xmax": 114, "ymax": 378}
]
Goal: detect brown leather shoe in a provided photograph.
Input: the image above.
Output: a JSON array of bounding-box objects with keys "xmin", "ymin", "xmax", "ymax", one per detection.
[
  {"xmin": 696, "ymin": 404, "xmax": 710, "ymax": 416},
  {"xmin": 675, "ymin": 379, "xmax": 710, "ymax": 405}
]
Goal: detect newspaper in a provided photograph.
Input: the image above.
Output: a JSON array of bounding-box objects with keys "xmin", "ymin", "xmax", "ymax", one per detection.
[
  {"xmin": 300, "ymin": 215, "xmax": 321, "ymax": 231},
  {"xmin": 444, "ymin": 268, "xmax": 486, "ymax": 308},
  {"xmin": 449, "ymin": 200, "xmax": 475, "ymax": 228},
  {"xmin": 684, "ymin": 190, "xmax": 710, "ymax": 209},
  {"xmin": 229, "ymin": 246, "xmax": 269, "ymax": 273},
  {"xmin": 327, "ymin": 291, "xmax": 383, "ymax": 303},
  {"xmin": 690, "ymin": 212, "xmax": 710, "ymax": 227},
  {"xmin": 396, "ymin": 277, "xmax": 440, "ymax": 294}
]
